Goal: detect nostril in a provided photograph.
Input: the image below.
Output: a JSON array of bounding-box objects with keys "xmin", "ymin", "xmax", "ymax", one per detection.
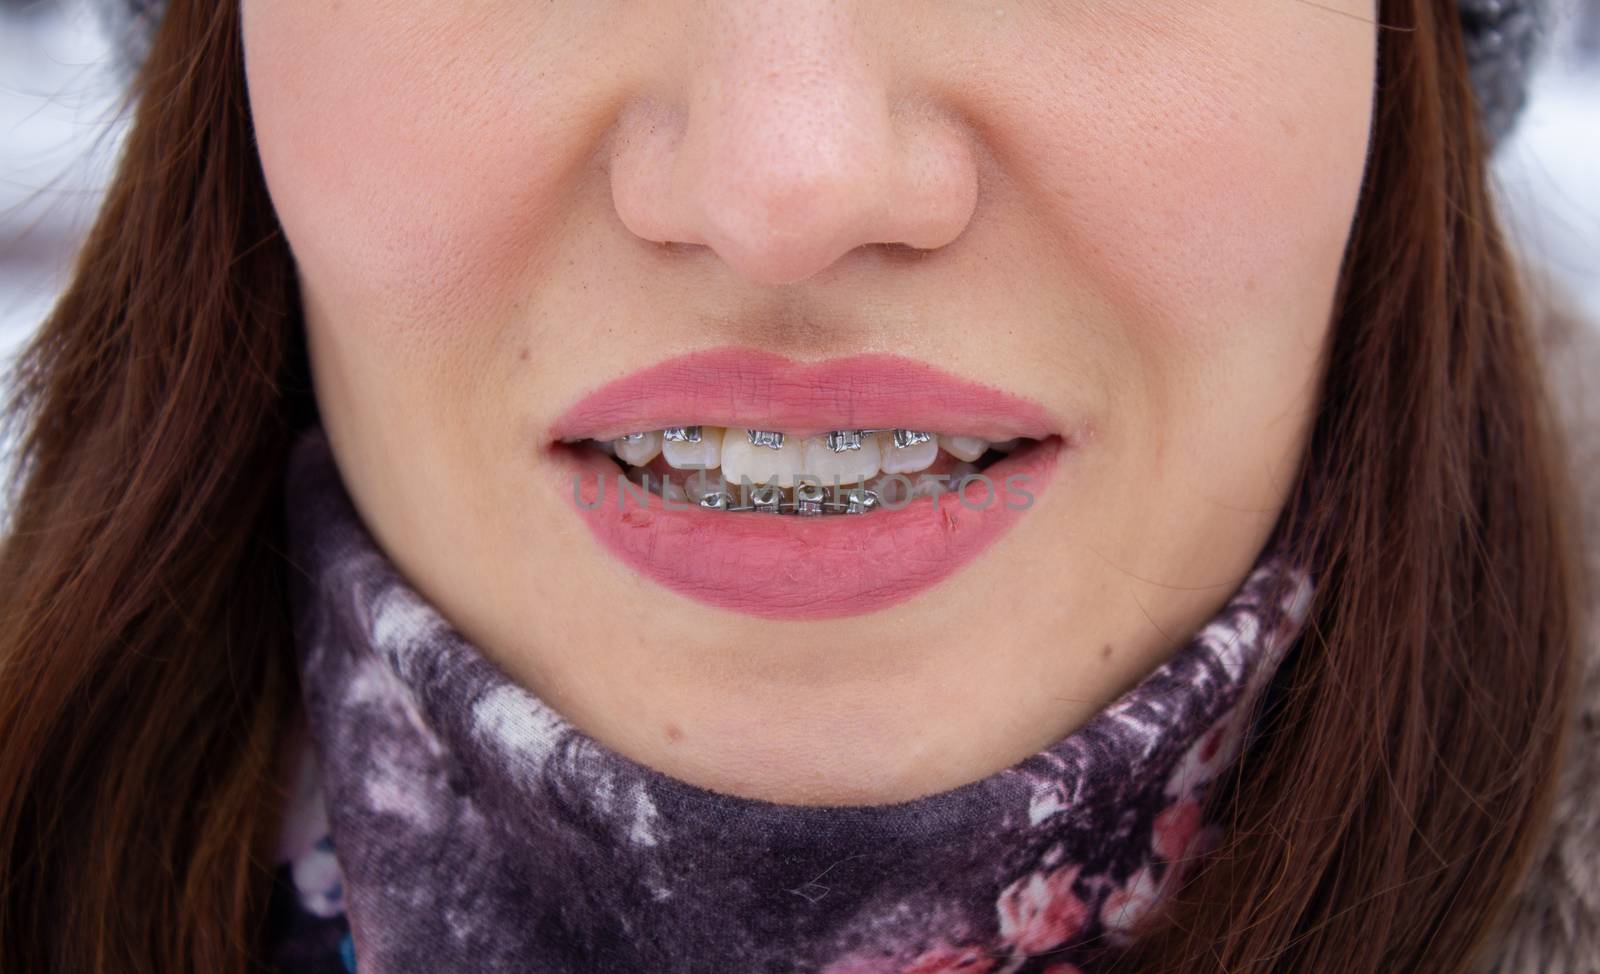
[
  {"xmin": 650, "ymin": 239, "xmax": 700, "ymax": 256},
  {"xmin": 871, "ymin": 242, "xmax": 935, "ymax": 262}
]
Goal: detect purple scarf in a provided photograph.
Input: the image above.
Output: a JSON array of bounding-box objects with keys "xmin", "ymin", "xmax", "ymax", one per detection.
[{"xmin": 267, "ymin": 424, "xmax": 1313, "ymax": 974}]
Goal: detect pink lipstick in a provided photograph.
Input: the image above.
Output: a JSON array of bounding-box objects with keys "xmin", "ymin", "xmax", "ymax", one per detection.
[{"xmin": 544, "ymin": 348, "xmax": 1068, "ymax": 620}]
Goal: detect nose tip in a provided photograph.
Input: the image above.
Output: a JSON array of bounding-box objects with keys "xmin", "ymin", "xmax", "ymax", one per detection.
[{"xmin": 608, "ymin": 74, "xmax": 978, "ymax": 287}]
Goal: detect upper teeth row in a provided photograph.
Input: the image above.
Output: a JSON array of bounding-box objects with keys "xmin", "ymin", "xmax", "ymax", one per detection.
[
  {"xmin": 632, "ymin": 426, "xmax": 932, "ymax": 452},
  {"xmin": 599, "ymin": 427, "xmax": 999, "ymax": 484}
]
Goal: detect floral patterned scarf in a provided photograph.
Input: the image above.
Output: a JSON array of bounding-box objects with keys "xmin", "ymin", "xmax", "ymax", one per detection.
[{"xmin": 266, "ymin": 424, "xmax": 1314, "ymax": 974}]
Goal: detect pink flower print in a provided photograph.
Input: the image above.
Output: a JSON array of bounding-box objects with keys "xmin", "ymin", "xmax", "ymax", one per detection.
[
  {"xmin": 821, "ymin": 952, "xmax": 899, "ymax": 974},
  {"xmin": 1165, "ymin": 707, "xmax": 1247, "ymax": 797},
  {"xmin": 996, "ymin": 862, "xmax": 1089, "ymax": 955},
  {"xmin": 1152, "ymin": 798, "xmax": 1203, "ymax": 862},
  {"xmin": 1096, "ymin": 798, "xmax": 1217, "ymax": 945},
  {"xmin": 1167, "ymin": 822, "xmax": 1225, "ymax": 892},
  {"xmin": 822, "ymin": 943, "xmax": 994, "ymax": 974},
  {"xmin": 1193, "ymin": 822, "xmax": 1224, "ymax": 857},
  {"xmin": 902, "ymin": 943, "xmax": 997, "ymax": 974},
  {"xmin": 1098, "ymin": 864, "xmax": 1164, "ymax": 940}
]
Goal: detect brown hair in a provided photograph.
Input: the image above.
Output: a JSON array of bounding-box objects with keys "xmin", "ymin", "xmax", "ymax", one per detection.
[{"xmin": 0, "ymin": 0, "xmax": 1581, "ymax": 971}]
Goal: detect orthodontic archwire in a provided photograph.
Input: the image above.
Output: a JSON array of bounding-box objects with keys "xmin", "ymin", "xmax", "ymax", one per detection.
[{"xmin": 621, "ymin": 427, "xmax": 944, "ymax": 515}]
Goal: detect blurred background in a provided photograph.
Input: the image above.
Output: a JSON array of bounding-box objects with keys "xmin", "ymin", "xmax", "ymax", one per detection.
[{"xmin": 2, "ymin": 0, "xmax": 1598, "ymax": 399}]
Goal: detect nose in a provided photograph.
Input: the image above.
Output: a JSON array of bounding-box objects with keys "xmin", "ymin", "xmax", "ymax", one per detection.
[{"xmin": 607, "ymin": 3, "xmax": 979, "ymax": 286}]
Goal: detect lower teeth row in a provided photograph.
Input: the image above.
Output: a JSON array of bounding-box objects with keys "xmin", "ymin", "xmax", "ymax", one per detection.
[
  {"xmin": 701, "ymin": 484, "xmax": 882, "ymax": 516},
  {"xmin": 622, "ymin": 468, "xmax": 977, "ymax": 516}
]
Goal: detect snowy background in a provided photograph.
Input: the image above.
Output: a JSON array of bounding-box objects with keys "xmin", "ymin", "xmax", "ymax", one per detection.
[{"xmin": 2, "ymin": 0, "xmax": 1597, "ymax": 389}]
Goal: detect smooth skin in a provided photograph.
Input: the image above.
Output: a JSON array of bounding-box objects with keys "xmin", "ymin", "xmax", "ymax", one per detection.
[{"xmin": 242, "ymin": 0, "xmax": 1375, "ymax": 804}]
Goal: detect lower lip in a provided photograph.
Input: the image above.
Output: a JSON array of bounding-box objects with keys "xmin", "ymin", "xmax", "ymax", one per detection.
[{"xmin": 548, "ymin": 439, "xmax": 1064, "ymax": 620}]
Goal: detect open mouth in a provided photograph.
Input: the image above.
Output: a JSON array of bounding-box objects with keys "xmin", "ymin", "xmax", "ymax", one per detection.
[
  {"xmin": 542, "ymin": 347, "xmax": 1069, "ymax": 620},
  {"xmin": 565, "ymin": 426, "xmax": 1047, "ymax": 514}
]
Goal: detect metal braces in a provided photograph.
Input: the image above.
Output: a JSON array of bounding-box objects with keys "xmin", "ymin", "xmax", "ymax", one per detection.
[
  {"xmin": 696, "ymin": 484, "xmax": 881, "ymax": 516},
  {"xmin": 744, "ymin": 427, "xmax": 933, "ymax": 453},
  {"xmin": 642, "ymin": 427, "xmax": 936, "ymax": 454},
  {"xmin": 890, "ymin": 429, "xmax": 933, "ymax": 449},
  {"xmin": 824, "ymin": 429, "xmax": 863, "ymax": 452}
]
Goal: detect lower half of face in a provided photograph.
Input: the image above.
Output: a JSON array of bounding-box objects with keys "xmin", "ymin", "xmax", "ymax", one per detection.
[{"xmin": 247, "ymin": 0, "xmax": 1374, "ymax": 802}]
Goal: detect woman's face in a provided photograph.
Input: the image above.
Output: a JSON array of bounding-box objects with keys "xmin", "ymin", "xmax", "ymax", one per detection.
[{"xmin": 242, "ymin": 0, "xmax": 1374, "ymax": 803}]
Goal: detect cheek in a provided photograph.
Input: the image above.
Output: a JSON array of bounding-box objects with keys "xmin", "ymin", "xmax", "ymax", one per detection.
[
  {"xmin": 240, "ymin": 1, "xmax": 594, "ymax": 354},
  {"xmin": 996, "ymin": 0, "xmax": 1375, "ymax": 349},
  {"xmin": 972, "ymin": 0, "xmax": 1374, "ymax": 566}
]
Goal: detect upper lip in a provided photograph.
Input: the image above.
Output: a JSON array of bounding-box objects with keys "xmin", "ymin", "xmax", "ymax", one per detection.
[{"xmin": 548, "ymin": 347, "xmax": 1059, "ymax": 444}]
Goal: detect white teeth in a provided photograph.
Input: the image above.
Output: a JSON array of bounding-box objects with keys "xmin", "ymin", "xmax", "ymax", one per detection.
[
  {"xmin": 599, "ymin": 426, "xmax": 1024, "ymax": 497},
  {"xmin": 682, "ymin": 470, "xmax": 724, "ymax": 503},
  {"xmin": 909, "ymin": 475, "xmax": 950, "ymax": 500},
  {"xmin": 720, "ymin": 427, "xmax": 808, "ymax": 487},
  {"xmin": 872, "ymin": 476, "xmax": 910, "ymax": 505},
  {"xmin": 941, "ymin": 435, "xmax": 989, "ymax": 462},
  {"xmin": 947, "ymin": 461, "xmax": 980, "ymax": 482},
  {"xmin": 660, "ymin": 479, "xmax": 688, "ymax": 503},
  {"xmin": 613, "ymin": 430, "xmax": 662, "ymax": 466},
  {"xmin": 662, "ymin": 425, "xmax": 724, "ymax": 469},
  {"xmin": 869, "ymin": 472, "xmax": 951, "ymax": 503},
  {"xmin": 880, "ymin": 430, "xmax": 939, "ymax": 473},
  {"xmin": 802, "ymin": 433, "xmax": 881, "ymax": 484}
]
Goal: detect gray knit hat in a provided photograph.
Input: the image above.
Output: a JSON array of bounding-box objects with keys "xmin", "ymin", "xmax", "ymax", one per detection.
[
  {"xmin": 92, "ymin": 0, "xmax": 1549, "ymax": 151},
  {"xmin": 1457, "ymin": 0, "xmax": 1552, "ymax": 145}
]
